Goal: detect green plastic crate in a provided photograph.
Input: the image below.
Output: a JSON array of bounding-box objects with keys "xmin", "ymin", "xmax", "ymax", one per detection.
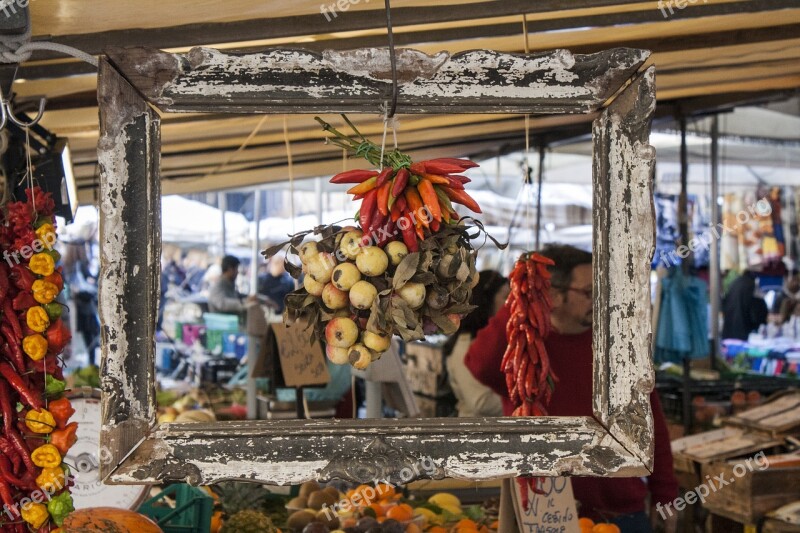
[
  {"xmin": 138, "ymin": 484, "xmax": 213, "ymax": 533},
  {"xmin": 205, "ymin": 329, "xmax": 238, "ymax": 353}
]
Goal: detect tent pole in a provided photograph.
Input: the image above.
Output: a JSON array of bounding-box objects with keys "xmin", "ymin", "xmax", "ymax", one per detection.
[
  {"xmin": 710, "ymin": 115, "xmax": 721, "ymax": 370},
  {"xmin": 248, "ymin": 189, "xmax": 263, "ymax": 420},
  {"xmin": 679, "ymin": 114, "xmax": 693, "ymax": 434},
  {"xmin": 220, "ymin": 191, "xmax": 227, "ymax": 255},
  {"xmin": 535, "ymin": 143, "xmax": 545, "ymax": 250}
]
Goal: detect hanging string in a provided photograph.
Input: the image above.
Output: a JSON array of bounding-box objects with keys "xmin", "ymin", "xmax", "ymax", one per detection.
[
  {"xmin": 384, "ymin": 0, "xmax": 399, "ymax": 118},
  {"xmin": 25, "ymin": 127, "xmax": 35, "ymax": 214},
  {"xmin": 379, "ymin": 105, "xmax": 390, "ymax": 169},
  {"xmin": 202, "ymin": 115, "xmax": 268, "ymax": 181},
  {"xmin": 283, "ymin": 115, "xmax": 296, "ymax": 235},
  {"xmin": 522, "ymin": 14, "xmax": 533, "ymax": 250}
]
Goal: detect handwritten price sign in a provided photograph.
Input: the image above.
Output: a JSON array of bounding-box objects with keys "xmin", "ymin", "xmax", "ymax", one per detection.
[
  {"xmin": 503, "ymin": 478, "xmax": 580, "ymax": 533},
  {"xmin": 272, "ymin": 321, "xmax": 330, "ymax": 387}
]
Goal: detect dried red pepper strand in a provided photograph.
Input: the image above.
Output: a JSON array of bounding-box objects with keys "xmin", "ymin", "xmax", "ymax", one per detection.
[
  {"xmin": 12, "ymin": 292, "xmax": 38, "ymax": 311},
  {"xmin": 0, "ymin": 454, "xmax": 33, "ymax": 490},
  {"xmin": 0, "ymin": 263, "xmax": 9, "ymax": 300},
  {"xmin": 0, "ymin": 362, "xmax": 43, "ymax": 410},
  {"xmin": 8, "ymin": 430, "xmax": 37, "ymax": 475},
  {"xmin": 10, "ymin": 264, "xmax": 35, "ymax": 291},
  {"xmin": 0, "ymin": 337, "xmax": 25, "ymax": 371},
  {"xmin": 0, "ymin": 437, "xmax": 21, "ymax": 473},
  {"xmin": 1, "ymin": 300, "xmax": 22, "ymax": 341},
  {"xmin": 0, "ymin": 381, "xmax": 15, "ymax": 433},
  {"xmin": 0, "ymin": 477, "xmax": 17, "ymax": 513}
]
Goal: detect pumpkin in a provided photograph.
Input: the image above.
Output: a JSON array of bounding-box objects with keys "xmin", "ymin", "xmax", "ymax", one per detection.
[{"xmin": 62, "ymin": 508, "xmax": 163, "ymax": 532}]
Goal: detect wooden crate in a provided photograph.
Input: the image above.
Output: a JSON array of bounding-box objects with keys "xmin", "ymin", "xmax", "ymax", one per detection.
[
  {"xmin": 726, "ymin": 390, "xmax": 800, "ymax": 435},
  {"xmin": 403, "ymin": 341, "xmax": 446, "ymax": 397},
  {"xmin": 700, "ymin": 459, "xmax": 800, "ymax": 525},
  {"xmin": 671, "ymin": 427, "xmax": 782, "ymax": 487},
  {"xmin": 763, "ymin": 501, "xmax": 800, "ymax": 533}
]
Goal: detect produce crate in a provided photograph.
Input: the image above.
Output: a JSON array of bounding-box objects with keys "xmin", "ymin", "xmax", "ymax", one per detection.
[
  {"xmin": 700, "ymin": 457, "xmax": 800, "ymax": 525},
  {"xmin": 203, "ymin": 312, "xmax": 240, "ymax": 331},
  {"xmin": 138, "ymin": 484, "xmax": 213, "ymax": 533},
  {"xmin": 403, "ymin": 341, "xmax": 448, "ymax": 397}
]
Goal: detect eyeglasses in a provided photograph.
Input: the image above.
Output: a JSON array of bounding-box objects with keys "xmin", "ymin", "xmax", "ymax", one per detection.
[{"xmin": 553, "ymin": 286, "xmax": 592, "ymax": 299}]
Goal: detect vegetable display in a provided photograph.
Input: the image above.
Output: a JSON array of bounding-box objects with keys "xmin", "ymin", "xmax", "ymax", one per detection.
[
  {"xmin": 0, "ymin": 187, "xmax": 76, "ymax": 532},
  {"xmin": 265, "ymin": 117, "xmax": 501, "ymax": 369}
]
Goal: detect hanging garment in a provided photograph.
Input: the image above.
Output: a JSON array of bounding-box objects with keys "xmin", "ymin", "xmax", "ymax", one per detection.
[{"xmin": 654, "ymin": 268, "xmax": 710, "ymax": 364}]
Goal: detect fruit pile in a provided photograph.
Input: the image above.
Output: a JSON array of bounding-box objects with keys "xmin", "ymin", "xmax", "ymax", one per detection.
[
  {"xmin": 279, "ymin": 481, "xmax": 497, "ymax": 533},
  {"xmin": 265, "ymin": 117, "xmax": 501, "ymax": 369},
  {"xmin": 579, "ymin": 517, "xmax": 621, "ymax": 533},
  {"xmin": 0, "ymin": 187, "xmax": 77, "ymax": 532}
]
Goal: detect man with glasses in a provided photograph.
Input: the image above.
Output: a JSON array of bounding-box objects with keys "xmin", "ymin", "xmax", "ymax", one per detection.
[{"xmin": 465, "ymin": 244, "xmax": 677, "ymax": 533}]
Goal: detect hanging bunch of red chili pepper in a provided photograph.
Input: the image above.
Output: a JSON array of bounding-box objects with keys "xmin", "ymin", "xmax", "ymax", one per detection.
[
  {"xmin": 0, "ymin": 187, "xmax": 76, "ymax": 532},
  {"xmin": 503, "ymin": 252, "xmax": 559, "ymax": 507},
  {"xmin": 318, "ymin": 116, "xmax": 483, "ymax": 250}
]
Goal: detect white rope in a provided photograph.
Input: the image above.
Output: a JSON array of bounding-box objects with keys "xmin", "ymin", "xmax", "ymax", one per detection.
[
  {"xmin": 379, "ymin": 104, "xmax": 389, "ymax": 169},
  {"xmin": 283, "ymin": 115, "xmax": 296, "ymax": 235},
  {"xmin": 0, "ymin": 14, "xmax": 97, "ymax": 67}
]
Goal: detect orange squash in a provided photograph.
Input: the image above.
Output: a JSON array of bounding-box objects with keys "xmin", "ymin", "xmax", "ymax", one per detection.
[{"xmin": 62, "ymin": 508, "xmax": 163, "ymax": 532}]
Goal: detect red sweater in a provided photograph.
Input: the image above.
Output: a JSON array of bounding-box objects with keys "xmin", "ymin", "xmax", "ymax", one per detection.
[{"xmin": 464, "ymin": 304, "xmax": 678, "ymax": 520}]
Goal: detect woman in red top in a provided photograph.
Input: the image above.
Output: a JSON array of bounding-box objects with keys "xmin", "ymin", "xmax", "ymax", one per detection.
[{"xmin": 464, "ymin": 244, "xmax": 678, "ymax": 533}]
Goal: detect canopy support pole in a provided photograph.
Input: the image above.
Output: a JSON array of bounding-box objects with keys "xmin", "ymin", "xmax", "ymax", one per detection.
[
  {"xmin": 247, "ymin": 190, "xmax": 263, "ymax": 420},
  {"xmin": 710, "ymin": 115, "xmax": 721, "ymax": 370},
  {"xmin": 678, "ymin": 115, "xmax": 693, "ymax": 433}
]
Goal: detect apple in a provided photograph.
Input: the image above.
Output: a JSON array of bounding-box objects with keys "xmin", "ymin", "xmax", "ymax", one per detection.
[
  {"xmin": 349, "ymin": 281, "xmax": 378, "ymax": 310},
  {"xmin": 348, "ymin": 343, "xmax": 373, "ymax": 370},
  {"xmin": 303, "ymin": 275, "xmax": 325, "ymax": 296},
  {"xmin": 425, "ymin": 286, "xmax": 449, "ymax": 310},
  {"xmin": 306, "ymin": 252, "xmax": 334, "ymax": 283},
  {"xmin": 397, "ymin": 282, "xmax": 426, "ymax": 309},
  {"xmin": 384, "ymin": 241, "xmax": 409, "ymax": 266},
  {"xmin": 325, "ymin": 317, "xmax": 359, "ymax": 348},
  {"xmin": 355, "ymin": 246, "xmax": 389, "ymax": 277},
  {"xmin": 322, "ymin": 284, "xmax": 349, "ymax": 310},
  {"xmin": 331, "ymin": 262, "xmax": 361, "ymax": 291},
  {"xmin": 326, "ymin": 344, "xmax": 350, "ymax": 365},
  {"xmin": 298, "ymin": 241, "xmax": 319, "ymax": 264},
  {"xmin": 363, "ymin": 330, "xmax": 391, "ymax": 353},
  {"xmin": 339, "ymin": 230, "xmax": 364, "ymax": 260}
]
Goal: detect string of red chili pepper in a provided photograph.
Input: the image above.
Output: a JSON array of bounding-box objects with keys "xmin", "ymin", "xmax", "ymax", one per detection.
[
  {"xmin": 0, "ymin": 187, "xmax": 77, "ymax": 532},
  {"xmin": 502, "ymin": 252, "xmax": 559, "ymax": 508}
]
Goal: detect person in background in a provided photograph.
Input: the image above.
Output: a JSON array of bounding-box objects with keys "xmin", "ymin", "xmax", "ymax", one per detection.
[
  {"xmin": 257, "ymin": 255, "xmax": 295, "ymax": 313},
  {"xmin": 722, "ymin": 270, "xmax": 768, "ymax": 340},
  {"xmin": 208, "ymin": 255, "xmax": 248, "ymax": 314},
  {"xmin": 445, "ymin": 270, "xmax": 508, "ymax": 417},
  {"xmin": 775, "ymin": 272, "xmax": 800, "ymax": 324},
  {"xmin": 465, "ymin": 244, "xmax": 678, "ymax": 533}
]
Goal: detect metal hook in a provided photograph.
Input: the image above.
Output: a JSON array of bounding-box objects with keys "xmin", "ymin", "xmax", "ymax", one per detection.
[
  {"xmin": 6, "ymin": 96, "xmax": 46, "ymax": 128},
  {"xmin": 0, "ymin": 87, "xmax": 8, "ymax": 130}
]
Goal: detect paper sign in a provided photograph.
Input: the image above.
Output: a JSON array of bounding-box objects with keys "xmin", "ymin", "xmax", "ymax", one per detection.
[
  {"xmin": 271, "ymin": 321, "xmax": 330, "ymax": 387},
  {"xmin": 507, "ymin": 477, "xmax": 580, "ymax": 533}
]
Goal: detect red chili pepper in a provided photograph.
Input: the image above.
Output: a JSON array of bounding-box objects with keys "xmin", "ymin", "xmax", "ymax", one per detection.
[
  {"xmin": 445, "ymin": 176, "xmax": 465, "ymax": 190},
  {"xmin": 376, "ymin": 182, "xmax": 392, "ymax": 217},
  {"xmin": 0, "ymin": 381, "xmax": 15, "ymax": 433},
  {"xmin": 8, "ymin": 429, "xmax": 37, "ymax": 475},
  {"xmin": 359, "ymin": 189, "xmax": 378, "ymax": 231},
  {"xmin": 390, "ymin": 202, "xmax": 401, "ymax": 223},
  {"xmin": 352, "ymin": 193, "xmax": 365, "ymax": 201},
  {"xmin": 10, "ymin": 264, "xmax": 35, "ymax": 291},
  {"xmin": 0, "ymin": 437, "xmax": 20, "ymax": 471},
  {"xmin": 395, "ymin": 195, "xmax": 408, "ymax": 214},
  {"xmin": 421, "ymin": 161, "xmax": 468, "ymax": 175},
  {"xmin": 45, "ymin": 319, "xmax": 71, "ymax": 355},
  {"xmin": 0, "ymin": 454, "xmax": 34, "ymax": 490},
  {"xmin": 409, "ymin": 162, "xmax": 426, "ymax": 175},
  {"xmin": 442, "ymin": 187, "xmax": 482, "ymax": 214},
  {"xmin": 47, "ymin": 398, "xmax": 74, "ymax": 429},
  {"xmin": 43, "ymin": 272, "xmax": 63, "ymax": 293},
  {"xmin": 391, "ymin": 168, "xmax": 409, "ymax": 198},
  {"xmin": 1, "ymin": 340, "xmax": 25, "ymax": 372},
  {"xmin": 0, "ymin": 362, "xmax": 43, "ymax": 410},
  {"xmin": 400, "ymin": 220, "xmax": 419, "ymax": 252},
  {"xmin": 2, "ymin": 299, "xmax": 23, "ymax": 340},
  {"xmin": 422, "ymin": 157, "xmax": 479, "ymax": 169},
  {"xmin": 430, "ymin": 219, "xmax": 440, "ymax": 232},
  {"xmin": 29, "ymin": 355, "xmax": 64, "ymax": 380},
  {"xmin": 449, "ymin": 175, "xmax": 472, "ymax": 184},
  {"xmin": 375, "ymin": 167, "xmax": 394, "ymax": 188},
  {"xmin": 376, "ymin": 219, "xmax": 396, "ymax": 248},
  {"xmin": 0, "ymin": 476, "xmax": 17, "ymax": 513},
  {"xmin": 12, "ymin": 292, "xmax": 38, "ymax": 311},
  {"xmin": 0, "ymin": 263, "xmax": 9, "ymax": 300},
  {"xmin": 329, "ymin": 169, "xmax": 378, "ymax": 184}
]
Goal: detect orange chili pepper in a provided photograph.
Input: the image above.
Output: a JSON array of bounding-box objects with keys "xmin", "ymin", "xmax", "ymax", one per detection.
[
  {"xmin": 50, "ymin": 422, "xmax": 78, "ymax": 455},
  {"xmin": 417, "ymin": 179, "xmax": 442, "ymax": 223},
  {"xmin": 346, "ymin": 176, "xmax": 378, "ymax": 196},
  {"xmin": 48, "ymin": 397, "xmax": 75, "ymax": 429},
  {"xmin": 376, "ymin": 182, "xmax": 392, "ymax": 217},
  {"xmin": 420, "ymin": 173, "xmax": 451, "ymax": 186}
]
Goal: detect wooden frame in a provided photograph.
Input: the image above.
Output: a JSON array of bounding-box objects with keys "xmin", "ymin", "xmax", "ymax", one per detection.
[{"xmin": 97, "ymin": 46, "xmax": 656, "ymax": 485}]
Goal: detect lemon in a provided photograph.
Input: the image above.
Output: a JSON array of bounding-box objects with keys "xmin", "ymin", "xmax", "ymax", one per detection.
[{"xmin": 428, "ymin": 492, "xmax": 462, "ymax": 508}]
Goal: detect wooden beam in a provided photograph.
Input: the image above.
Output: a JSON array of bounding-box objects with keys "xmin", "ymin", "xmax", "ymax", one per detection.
[
  {"xmin": 105, "ymin": 46, "xmax": 648, "ymax": 115},
  {"xmin": 29, "ymin": 0, "xmax": 645, "ymax": 60}
]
